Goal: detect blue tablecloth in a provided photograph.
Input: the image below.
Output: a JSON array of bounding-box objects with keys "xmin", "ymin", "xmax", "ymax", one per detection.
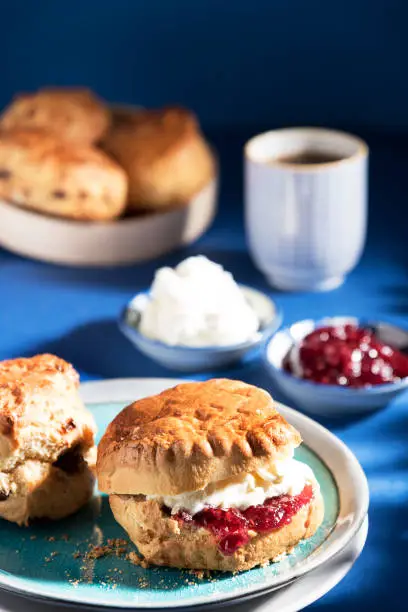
[{"xmin": 0, "ymin": 131, "xmax": 406, "ymax": 611}]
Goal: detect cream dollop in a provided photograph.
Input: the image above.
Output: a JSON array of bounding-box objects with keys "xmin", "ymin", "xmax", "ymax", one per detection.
[
  {"xmin": 134, "ymin": 256, "xmax": 259, "ymax": 347},
  {"xmin": 148, "ymin": 456, "xmax": 315, "ymax": 516}
]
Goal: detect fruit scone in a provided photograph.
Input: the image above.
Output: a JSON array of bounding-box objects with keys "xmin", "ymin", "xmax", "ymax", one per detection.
[
  {"xmin": 0, "ymin": 87, "xmax": 110, "ymax": 146},
  {"xmin": 97, "ymin": 379, "xmax": 324, "ymax": 572},
  {"xmin": 0, "ymin": 129, "xmax": 127, "ymax": 221},
  {"xmin": 0, "ymin": 354, "xmax": 96, "ymax": 525},
  {"xmin": 103, "ymin": 106, "xmax": 215, "ymax": 212}
]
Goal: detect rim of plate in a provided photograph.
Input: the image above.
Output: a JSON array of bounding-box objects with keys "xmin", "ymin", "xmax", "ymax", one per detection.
[{"xmin": 0, "ymin": 378, "xmax": 369, "ymax": 610}]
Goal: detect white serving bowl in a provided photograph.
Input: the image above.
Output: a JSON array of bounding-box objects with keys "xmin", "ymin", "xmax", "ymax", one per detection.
[
  {"xmin": 264, "ymin": 316, "xmax": 408, "ymax": 416},
  {"xmin": 0, "ymin": 179, "xmax": 217, "ymax": 267},
  {"xmin": 119, "ymin": 285, "xmax": 282, "ymax": 371}
]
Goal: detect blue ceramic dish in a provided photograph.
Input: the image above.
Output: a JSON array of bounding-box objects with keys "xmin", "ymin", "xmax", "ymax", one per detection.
[
  {"xmin": 0, "ymin": 378, "xmax": 369, "ymax": 610},
  {"xmin": 264, "ymin": 316, "xmax": 408, "ymax": 416},
  {"xmin": 119, "ymin": 285, "xmax": 282, "ymax": 371}
]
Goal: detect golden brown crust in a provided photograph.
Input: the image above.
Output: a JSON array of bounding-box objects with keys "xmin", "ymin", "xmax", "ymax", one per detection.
[
  {"xmin": 0, "ymin": 87, "xmax": 110, "ymax": 145},
  {"xmin": 109, "ymin": 485, "xmax": 324, "ymax": 571},
  {"xmin": 103, "ymin": 106, "xmax": 215, "ymax": 211},
  {"xmin": 0, "ymin": 129, "xmax": 127, "ymax": 220},
  {"xmin": 97, "ymin": 379, "xmax": 302, "ymax": 496},
  {"xmin": 0, "ymin": 354, "xmax": 96, "ymax": 472}
]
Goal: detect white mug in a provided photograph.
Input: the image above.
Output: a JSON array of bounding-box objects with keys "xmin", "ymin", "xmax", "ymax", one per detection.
[{"xmin": 244, "ymin": 128, "xmax": 368, "ymax": 291}]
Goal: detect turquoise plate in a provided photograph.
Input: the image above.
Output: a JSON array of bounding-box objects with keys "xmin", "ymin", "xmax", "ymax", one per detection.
[{"xmin": 0, "ymin": 378, "xmax": 369, "ymax": 609}]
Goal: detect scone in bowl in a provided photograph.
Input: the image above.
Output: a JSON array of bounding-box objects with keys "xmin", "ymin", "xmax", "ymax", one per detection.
[
  {"xmin": 264, "ymin": 316, "xmax": 408, "ymax": 416},
  {"xmin": 119, "ymin": 285, "xmax": 282, "ymax": 371},
  {"xmin": 0, "ymin": 101, "xmax": 218, "ymax": 266}
]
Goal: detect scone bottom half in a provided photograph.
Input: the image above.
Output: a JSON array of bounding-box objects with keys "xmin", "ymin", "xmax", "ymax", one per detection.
[
  {"xmin": 97, "ymin": 379, "xmax": 324, "ymax": 571},
  {"xmin": 0, "ymin": 354, "xmax": 97, "ymax": 526}
]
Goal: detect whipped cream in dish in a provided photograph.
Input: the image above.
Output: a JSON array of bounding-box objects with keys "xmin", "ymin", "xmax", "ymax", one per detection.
[
  {"xmin": 148, "ymin": 454, "xmax": 315, "ymax": 516},
  {"xmin": 132, "ymin": 255, "xmax": 259, "ymax": 347}
]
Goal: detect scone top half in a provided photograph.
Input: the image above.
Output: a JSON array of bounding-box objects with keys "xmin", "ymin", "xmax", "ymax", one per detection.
[
  {"xmin": 0, "ymin": 354, "xmax": 95, "ymax": 472},
  {"xmin": 97, "ymin": 379, "xmax": 302, "ymax": 497}
]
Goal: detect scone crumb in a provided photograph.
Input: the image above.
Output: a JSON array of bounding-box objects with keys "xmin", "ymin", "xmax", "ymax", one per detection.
[
  {"xmin": 72, "ymin": 552, "xmax": 81, "ymax": 559},
  {"xmin": 107, "ymin": 538, "xmax": 127, "ymax": 548},
  {"xmin": 50, "ymin": 551, "xmax": 59, "ymax": 557},
  {"xmin": 47, "ymin": 536, "xmax": 56, "ymax": 542},
  {"xmin": 86, "ymin": 546, "xmax": 111, "ymax": 559},
  {"xmin": 137, "ymin": 577, "xmax": 149, "ymax": 589},
  {"xmin": 127, "ymin": 551, "xmax": 150, "ymax": 568},
  {"xmin": 30, "ymin": 535, "xmax": 37, "ymax": 540},
  {"xmin": 188, "ymin": 569, "xmax": 211, "ymax": 579},
  {"xmin": 86, "ymin": 539, "xmax": 128, "ymax": 560}
]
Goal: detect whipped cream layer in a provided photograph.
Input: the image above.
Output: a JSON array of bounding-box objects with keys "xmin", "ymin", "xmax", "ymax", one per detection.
[
  {"xmin": 148, "ymin": 456, "xmax": 316, "ymax": 516},
  {"xmin": 135, "ymin": 255, "xmax": 259, "ymax": 347}
]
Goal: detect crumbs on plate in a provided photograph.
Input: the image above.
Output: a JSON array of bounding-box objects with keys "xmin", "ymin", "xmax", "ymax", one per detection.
[
  {"xmin": 82, "ymin": 538, "xmax": 129, "ymax": 560},
  {"xmin": 188, "ymin": 569, "xmax": 211, "ymax": 580}
]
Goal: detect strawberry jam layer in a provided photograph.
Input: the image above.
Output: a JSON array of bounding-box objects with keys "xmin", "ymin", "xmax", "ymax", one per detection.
[
  {"xmin": 175, "ymin": 484, "xmax": 313, "ymax": 556},
  {"xmin": 284, "ymin": 324, "xmax": 408, "ymax": 387}
]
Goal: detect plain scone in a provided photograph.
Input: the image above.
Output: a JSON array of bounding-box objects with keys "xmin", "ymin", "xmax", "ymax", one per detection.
[
  {"xmin": 0, "ymin": 354, "xmax": 97, "ymax": 525},
  {"xmin": 0, "ymin": 87, "xmax": 110, "ymax": 145},
  {"xmin": 103, "ymin": 106, "xmax": 215, "ymax": 211},
  {"xmin": 98, "ymin": 379, "xmax": 324, "ymax": 571},
  {"xmin": 0, "ymin": 129, "xmax": 128, "ymax": 220}
]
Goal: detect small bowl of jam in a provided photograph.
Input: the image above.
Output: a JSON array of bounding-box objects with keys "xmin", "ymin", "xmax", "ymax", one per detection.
[{"xmin": 264, "ymin": 317, "xmax": 408, "ymax": 416}]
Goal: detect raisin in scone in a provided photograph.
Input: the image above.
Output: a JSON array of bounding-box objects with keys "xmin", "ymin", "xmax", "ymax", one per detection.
[
  {"xmin": 97, "ymin": 379, "xmax": 324, "ymax": 572},
  {"xmin": 0, "ymin": 354, "xmax": 96, "ymax": 525},
  {"xmin": 103, "ymin": 106, "xmax": 215, "ymax": 211},
  {"xmin": 0, "ymin": 87, "xmax": 110, "ymax": 145},
  {"xmin": 0, "ymin": 129, "xmax": 127, "ymax": 220}
]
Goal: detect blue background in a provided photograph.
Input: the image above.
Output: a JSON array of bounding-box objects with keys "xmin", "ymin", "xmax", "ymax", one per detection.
[
  {"xmin": 0, "ymin": 2, "xmax": 407, "ymax": 611},
  {"xmin": 0, "ymin": 0, "xmax": 407, "ymax": 131}
]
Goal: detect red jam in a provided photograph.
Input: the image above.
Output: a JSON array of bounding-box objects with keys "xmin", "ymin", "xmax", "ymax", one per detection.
[
  {"xmin": 175, "ymin": 484, "xmax": 313, "ymax": 556},
  {"xmin": 284, "ymin": 324, "xmax": 408, "ymax": 388}
]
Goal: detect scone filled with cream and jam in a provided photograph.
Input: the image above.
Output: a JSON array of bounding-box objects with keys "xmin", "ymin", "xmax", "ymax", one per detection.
[
  {"xmin": 97, "ymin": 379, "xmax": 324, "ymax": 572},
  {"xmin": 0, "ymin": 354, "xmax": 96, "ymax": 525}
]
